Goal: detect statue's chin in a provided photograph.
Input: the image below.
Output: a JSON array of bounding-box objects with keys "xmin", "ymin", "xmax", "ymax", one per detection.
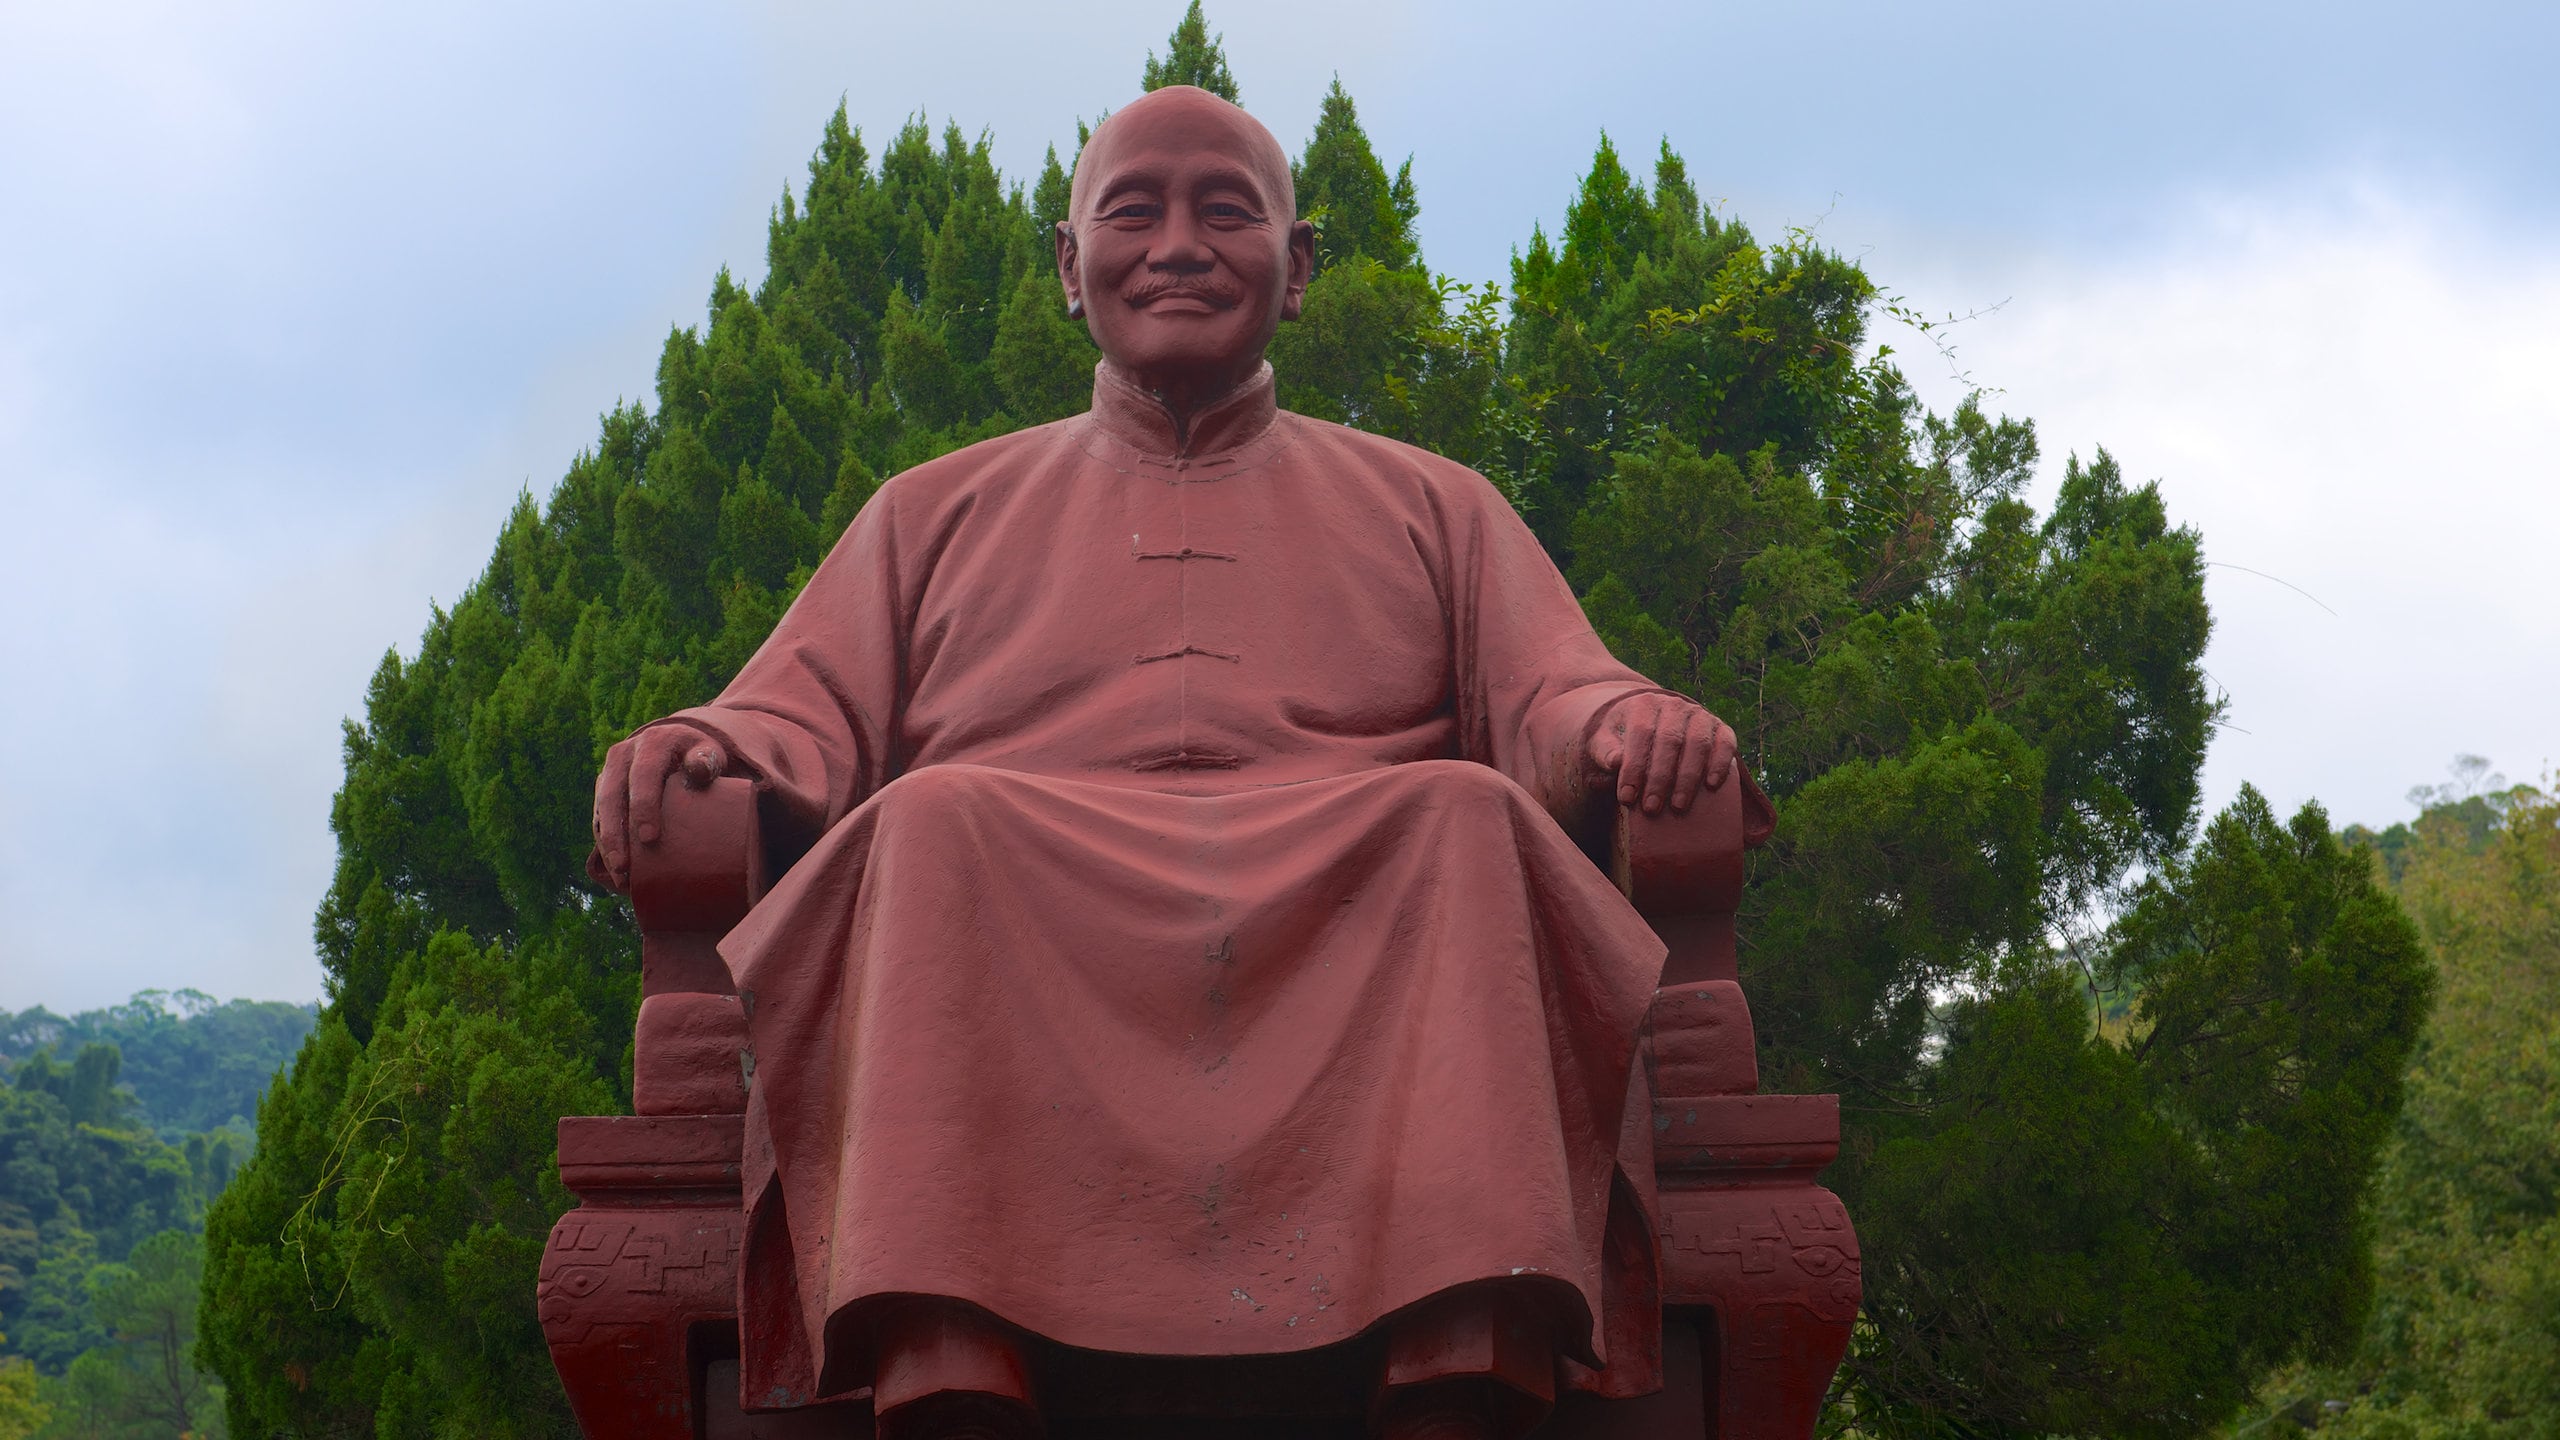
[{"xmin": 1095, "ymin": 310, "xmax": 1268, "ymax": 390}]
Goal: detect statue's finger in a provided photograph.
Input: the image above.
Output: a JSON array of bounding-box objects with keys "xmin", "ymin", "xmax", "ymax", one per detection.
[
  {"xmin": 1618, "ymin": 707, "xmax": 1660, "ymax": 805},
  {"xmin": 1711, "ymin": 719, "xmax": 1738, "ymax": 789},
  {"xmin": 632, "ymin": 731, "xmax": 681, "ymax": 845},
  {"xmin": 1642, "ymin": 706, "xmax": 1684, "ymax": 814},
  {"xmin": 594, "ymin": 761, "xmax": 629, "ymax": 885},
  {"xmin": 1671, "ymin": 711, "xmax": 1712, "ymax": 812}
]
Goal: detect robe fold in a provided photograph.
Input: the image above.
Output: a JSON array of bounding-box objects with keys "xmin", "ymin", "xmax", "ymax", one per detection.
[{"xmin": 660, "ymin": 360, "xmax": 1679, "ymax": 1403}]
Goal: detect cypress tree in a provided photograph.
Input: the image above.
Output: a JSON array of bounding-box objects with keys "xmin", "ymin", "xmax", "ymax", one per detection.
[
  {"xmin": 1292, "ymin": 76, "xmax": 1419, "ymax": 273},
  {"xmin": 991, "ymin": 267, "xmax": 1098, "ymax": 424},
  {"xmin": 1141, "ymin": 0, "xmax": 1240, "ymax": 101},
  {"xmin": 1030, "ymin": 144, "xmax": 1073, "ymax": 238}
]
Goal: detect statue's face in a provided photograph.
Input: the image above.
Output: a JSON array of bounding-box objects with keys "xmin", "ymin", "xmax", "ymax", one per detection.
[{"xmin": 1059, "ymin": 89, "xmax": 1314, "ymax": 395}]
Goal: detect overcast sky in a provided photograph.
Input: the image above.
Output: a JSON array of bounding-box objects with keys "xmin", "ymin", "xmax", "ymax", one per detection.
[{"xmin": 3, "ymin": 0, "xmax": 2554, "ymax": 1012}]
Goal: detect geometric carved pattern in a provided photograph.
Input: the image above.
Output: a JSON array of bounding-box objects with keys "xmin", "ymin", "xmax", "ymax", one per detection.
[
  {"xmin": 1665, "ymin": 1191, "xmax": 1860, "ymax": 1320},
  {"xmin": 1657, "ymin": 1183, "xmax": 1860, "ymax": 1440},
  {"xmin": 536, "ymin": 1211, "xmax": 741, "ymax": 1344},
  {"xmin": 538, "ymin": 1193, "xmax": 747, "ymax": 1440}
]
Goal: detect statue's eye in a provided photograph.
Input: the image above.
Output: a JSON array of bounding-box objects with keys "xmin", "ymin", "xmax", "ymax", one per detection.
[
  {"xmin": 1203, "ymin": 202, "xmax": 1259, "ymax": 223},
  {"xmin": 1103, "ymin": 201, "xmax": 1160, "ymax": 223}
]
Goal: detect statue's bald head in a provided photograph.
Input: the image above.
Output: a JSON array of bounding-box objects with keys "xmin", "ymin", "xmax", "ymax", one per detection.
[
  {"xmin": 1054, "ymin": 85, "xmax": 1313, "ymax": 412},
  {"xmin": 1068, "ymin": 86, "xmax": 1295, "ymax": 228}
]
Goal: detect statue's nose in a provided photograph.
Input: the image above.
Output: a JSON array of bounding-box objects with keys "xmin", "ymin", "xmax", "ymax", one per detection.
[{"xmin": 1149, "ymin": 209, "xmax": 1216, "ymax": 269}]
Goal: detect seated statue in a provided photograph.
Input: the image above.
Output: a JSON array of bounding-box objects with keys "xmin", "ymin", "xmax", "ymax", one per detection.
[{"xmin": 589, "ymin": 85, "xmax": 1741, "ymax": 1440}]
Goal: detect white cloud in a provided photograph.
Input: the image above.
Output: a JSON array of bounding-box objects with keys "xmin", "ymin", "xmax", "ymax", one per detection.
[{"xmin": 1887, "ymin": 174, "xmax": 2560, "ymax": 832}]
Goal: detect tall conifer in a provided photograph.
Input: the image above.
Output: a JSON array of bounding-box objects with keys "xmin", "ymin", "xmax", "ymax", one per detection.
[
  {"xmin": 1292, "ymin": 77, "xmax": 1419, "ymax": 273},
  {"xmin": 1141, "ymin": 1, "xmax": 1239, "ymax": 100}
]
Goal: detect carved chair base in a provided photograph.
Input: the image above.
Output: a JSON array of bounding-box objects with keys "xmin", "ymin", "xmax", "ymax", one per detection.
[
  {"xmin": 542, "ymin": 1099, "xmax": 1856, "ymax": 1440},
  {"xmin": 561, "ymin": 777, "xmax": 1848, "ymax": 1437}
]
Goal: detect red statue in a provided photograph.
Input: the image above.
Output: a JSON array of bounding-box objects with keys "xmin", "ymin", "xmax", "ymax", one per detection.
[{"xmin": 557, "ymin": 86, "xmax": 1856, "ymax": 1440}]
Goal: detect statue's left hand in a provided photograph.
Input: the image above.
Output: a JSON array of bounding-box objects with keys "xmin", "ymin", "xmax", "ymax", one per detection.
[
  {"xmin": 588, "ymin": 724, "xmax": 731, "ymax": 892},
  {"xmin": 1588, "ymin": 694, "xmax": 1737, "ymax": 816}
]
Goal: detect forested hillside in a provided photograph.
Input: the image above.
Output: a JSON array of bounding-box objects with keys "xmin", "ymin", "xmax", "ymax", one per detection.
[
  {"xmin": 1, "ymin": 992, "xmax": 314, "ymax": 1140},
  {"xmin": 0, "ymin": 1003, "xmax": 264, "ymax": 1437},
  {"xmin": 192, "ymin": 8, "xmax": 2436, "ymax": 1439}
]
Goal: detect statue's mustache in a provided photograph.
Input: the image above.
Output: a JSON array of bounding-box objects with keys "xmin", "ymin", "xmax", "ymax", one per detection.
[{"xmin": 1124, "ymin": 274, "xmax": 1239, "ymax": 307}]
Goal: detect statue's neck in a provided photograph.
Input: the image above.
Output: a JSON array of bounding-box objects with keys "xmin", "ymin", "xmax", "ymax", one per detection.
[
  {"xmin": 1090, "ymin": 358, "xmax": 1278, "ymax": 458},
  {"xmin": 1125, "ymin": 362, "xmax": 1249, "ymax": 433}
]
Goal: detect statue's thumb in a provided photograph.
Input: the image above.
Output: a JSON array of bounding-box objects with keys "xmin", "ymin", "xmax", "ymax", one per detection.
[
  {"xmin": 684, "ymin": 746, "xmax": 724, "ymax": 787},
  {"xmin": 1588, "ymin": 732, "xmax": 1622, "ymax": 776}
]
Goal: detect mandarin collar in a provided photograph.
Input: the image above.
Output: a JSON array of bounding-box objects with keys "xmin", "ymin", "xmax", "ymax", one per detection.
[{"xmin": 1088, "ymin": 358, "xmax": 1279, "ymax": 459}]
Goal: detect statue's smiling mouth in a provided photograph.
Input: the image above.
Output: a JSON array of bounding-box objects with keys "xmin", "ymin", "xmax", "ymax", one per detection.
[{"xmin": 1128, "ymin": 280, "xmax": 1237, "ymax": 313}]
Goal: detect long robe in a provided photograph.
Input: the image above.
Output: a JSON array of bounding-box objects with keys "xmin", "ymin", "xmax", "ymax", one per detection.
[{"xmin": 660, "ymin": 361, "xmax": 1677, "ymax": 1403}]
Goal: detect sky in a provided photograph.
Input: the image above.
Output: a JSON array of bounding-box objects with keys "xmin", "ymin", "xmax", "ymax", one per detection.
[{"xmin": 2, "ymin": 0, "xmax": 2554, "ymax": 1012}]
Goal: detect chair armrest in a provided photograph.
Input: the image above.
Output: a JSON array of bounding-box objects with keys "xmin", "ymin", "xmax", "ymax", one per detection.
[
  {"xmin": 628, "ymin": 774, "xmax": 766, "ymax": 997},
  {"xmin": 1611, "ymin": 771, "xmax": 1774, "ymax": 986}
]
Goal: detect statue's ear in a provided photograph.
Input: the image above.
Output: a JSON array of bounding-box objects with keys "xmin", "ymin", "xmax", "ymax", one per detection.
[
  {"xmin": 1055, "ymin": 221, "xmax": 1086, "ymax": 320},
  {"xmin": 1280, "ymin": 218, "xmax": 1316, "ymax": 322}
]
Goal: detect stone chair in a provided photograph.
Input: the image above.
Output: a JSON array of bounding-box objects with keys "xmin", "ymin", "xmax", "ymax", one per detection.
[{"xmin": 538, "ymin": 772, "xmax": 1857, "ymax": 1439}]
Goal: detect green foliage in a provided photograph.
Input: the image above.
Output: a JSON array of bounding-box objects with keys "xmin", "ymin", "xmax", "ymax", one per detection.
[
  {"xmin": 31, "ymin": 1229, "xmax": 226, "ymax": 1439},
  {"xmin": 1847, "ymin": 789, "xmax": 2430, "ymax": 1436},
  {"xmin": 6, "ymin": 1048, "xmax": 131, "ymax": 1134},
  {"xmin": 0, "ymin": 1338, "xmax": 44, "ymax": 1440},
  {"xmin": 991, "ymin": 266, "xmax": 1098, "ymax": 424},
  {"xmin": 11, "ymin": 1228, "xmax": 105, "ymax": 1379},
  {"xmin": 0, "ymin": 1033, "xmax": 239, "ymax": 1435},
  {"xmin": 1507, "ymin": 138, "xmax": 1884, "ymax": 555},
  {"xmin": 199, "ymin": 16, "xmax": 2428, "ymax": 1437},
  {"xmin": 2241, "ymin": 782, "xmax": 2560, "ymax": 1436},
  {"xmin": 1140, "ymin": 0, "xmax": 1239, "ymax": 101},
  {"xmin": 2342, "ymin": 753, "xmax": 2526, "ymax": 887},
  {"xmin": 1293, "ymin": 77, "xmax": 1418, "ymax": 273},
  {"xmin": 0, "ymin": 992, "xmax": 312, "ymax": 1139},
  {"xmin": 0, "ymin": 1045, "xmax": 209, "ymax": 1374},
  {"xmin": 201, "ymin": 935, "xmax": 613, "ymax": 1439},
  {"xmin": 1266, "ymin": 255, "xmax": 1532, "ymax": 500}
]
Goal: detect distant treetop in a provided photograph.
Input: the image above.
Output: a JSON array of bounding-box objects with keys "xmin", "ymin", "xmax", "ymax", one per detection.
[
  {"xmin": 1142, "ymin": 0, "xmax": 1240, "ymax": 101},
  {"xmin": 0, "ymin": 989, "xmax": 315, "ymax": 1136},
  {"xmin": 1292, "ymin": 76, "xmax": 1419, "ymax": 274}
]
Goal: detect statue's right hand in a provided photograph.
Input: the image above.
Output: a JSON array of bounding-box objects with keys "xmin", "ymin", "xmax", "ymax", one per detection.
[{"xmin": 589, "ymin": 724, "xmax": 731, "ymax": 892}]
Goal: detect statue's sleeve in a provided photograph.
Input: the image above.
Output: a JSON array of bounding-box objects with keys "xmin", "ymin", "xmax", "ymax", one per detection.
[
  {"xmin": 639, "ymin": 485, "xmax": 914, "ymax": 856},
  {"xmin": 1443, "ymin": 469, "xmax": 1677, "ymax": 828}
]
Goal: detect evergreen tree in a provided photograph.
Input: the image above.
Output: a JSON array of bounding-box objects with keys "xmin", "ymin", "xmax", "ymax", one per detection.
[
  {"xmin": 991, "ymin": 267, "xmax": 1098, "ymax": 424},
  {"xmin": 1030, "ymin": 144, "xmax": 1073, "ymax": 238},
  {"xmin": 0, "ymin": 1042, "xmax": 205, "ymax": 1381},
  {"xmin": 12, "ymin": 1229, "xmax": 105, "ymax": 1377},
  {"xmin": 1292, "ymin": 76, "xmax": 1419, "ymax": 273},
  {"xmin": 1844, "ymin": 789, "xmax": 2431, "ymax": 1434},
  {"xmin": 1141, "ymin": 0, "xmax": 1239, "ymax": 100}
]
